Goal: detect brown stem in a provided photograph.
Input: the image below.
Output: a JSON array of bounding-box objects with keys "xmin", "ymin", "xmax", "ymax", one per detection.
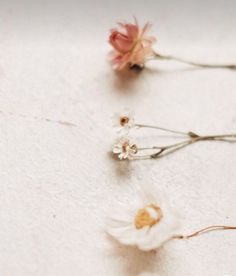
[
  {"xmin": 199, "ymin": 134, "xmax": 236, "ymax": 140},
  {"xmin": 154, "ymin": 53, "xmax": 236, "ymax": 70},
  {"xmin": 135, "ymin": 123, "xmax": 192, "ymax": 136},
  {"xmin": 174, "ymin": 225, "xmax": 236, "ymax": 240},
  {"xmin": 135, "ymin": 133, "xmax": 236, "ymax": 159},
  {"xmin": 135, "ymin": 123, "xmax": 236, "ymax": 141}
]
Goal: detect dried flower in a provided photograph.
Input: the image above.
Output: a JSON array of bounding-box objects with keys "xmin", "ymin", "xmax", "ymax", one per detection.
[
  {"xmin": 108, "ymin": 19, "xmax": 236, "ymax": 71},
  {"xmin": 112, "ymin": 110, "xmax": 135, "ymax": 131},
  {"xmin": 107, "ymin": 184, "xmax": 180, "ymax": 251},
  {"xmin": 109, "ymin": 18, "xmax": 156, "ymax": 70},
  {"xmin": 111, "ymin": 115, "xmax": 236, "ymax": 160},
  {"xmin": 112, "ymin": 137, "xmax": 138, "ymax": 160}
]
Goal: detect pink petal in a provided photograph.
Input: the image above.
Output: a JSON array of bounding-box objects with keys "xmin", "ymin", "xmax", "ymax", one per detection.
[
  {"xmin": 109, "ymin": 31, "xmax": 134, "ymax": 53},
  {"xmin": 124, "ymin": 23, "xmax": 139, "ymax": 40},
  {"xmin": 141, "ymin": 22, "xmax": 152, "ymax": 36}
]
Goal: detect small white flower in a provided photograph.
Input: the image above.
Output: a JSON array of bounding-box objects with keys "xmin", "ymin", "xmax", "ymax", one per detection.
[
  {"xmin": 107, "ymin": 184, "xmax": 181, "ymax": 251},
  {"xmin": 112, "ymin": 137, "xmax": 138, "ymax": 160},
  {"xmin": 112, "ymin": 110, "xmax": 135, "ymax": 131}
]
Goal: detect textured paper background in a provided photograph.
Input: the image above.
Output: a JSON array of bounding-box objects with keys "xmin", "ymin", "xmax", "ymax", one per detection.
[{"xmin": 0, "ymin": 0, "xmax": 236, "ymax": 275}]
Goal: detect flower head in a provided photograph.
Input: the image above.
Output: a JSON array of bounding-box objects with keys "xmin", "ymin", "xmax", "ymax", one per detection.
[
  {"xmin": 112, "ymin": 110, "xmax": 135, "ymax": 131},
  {"xmin": 113, "ymin": 137, "xmax": 138, "ymax": 160},
  {"xmin": 109, "ymin": 18, "xmax": 156, "ymax": 70},
  {"xmin": 107, "ymin": 184, "xmax": 180, "ymax": 251}
]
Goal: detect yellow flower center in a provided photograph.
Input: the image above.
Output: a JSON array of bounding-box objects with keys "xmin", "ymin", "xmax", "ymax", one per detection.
[
  {"xmin": 121, "ymin": 142, "xmax": 138, "ymax": 154},
  {"xmin": 122, "ymin": 141, "xmax": 130, "ymax": 152},
  {"xmin": 120, "ymin": 116, "xmax": 129, "ymax": 126},
  {"xmin": 134, "ymin": 204, "xmax": 163, "ymax": 229},
  {"xmin": 130, "ymin": 38, "xmax": 143, "ymax": 53},
  {"xmin": 130, "ymin": 144, "xmax": 138, "ymax": 154}
]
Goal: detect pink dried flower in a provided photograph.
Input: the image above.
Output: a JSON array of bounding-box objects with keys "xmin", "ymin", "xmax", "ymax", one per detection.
[{"xmin": 109, "ymin": 18, "xmax": 156, "ymax": 70}]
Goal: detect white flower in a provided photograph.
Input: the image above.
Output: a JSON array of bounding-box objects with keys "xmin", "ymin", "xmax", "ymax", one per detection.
[
  {"xmin": 112, "ymin": 137, "xmax": 138, "ymax": 160},
  {"xmin": 107, "ymin": 184, "xmax": 181, "ymax": 251},
  {"xmin": 112, "ymin": 110, "xmax": 135, "ymax": 131}
]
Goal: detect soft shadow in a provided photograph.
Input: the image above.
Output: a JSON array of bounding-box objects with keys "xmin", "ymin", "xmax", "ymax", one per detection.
[
  {"xmin": 107, "ymin": 236, "xmax": 164, "ymax": 276},
  {"xmin": 144, "ymin": 66, "xmax": 202, "ymax": 75},
  {"xmin": 112, "ymin": 65, "xmax": 204, "ymax": 94},
  {"xmin": 107, "ymin": 151, "xmax": 133, "ymax": 179},
  {"xmin": 112, "ymin": 68, "xmax": 144, "ymax": 94},
  {"xmin": 112, "ymin": 61, "xmax": 236, "ymax": 93}
]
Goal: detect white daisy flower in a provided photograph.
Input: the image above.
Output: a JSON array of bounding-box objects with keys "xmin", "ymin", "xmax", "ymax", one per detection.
[
  {"xmin": 112, "ymin": 137, "xmax": 138, "ymax": 160},
  {"xmin": 107, "ymin": 184, "xmax": 181, "ymax": 251},
  {"xmin": 112, "ymin": 110, "xmax": 135, "ymax": 131}
]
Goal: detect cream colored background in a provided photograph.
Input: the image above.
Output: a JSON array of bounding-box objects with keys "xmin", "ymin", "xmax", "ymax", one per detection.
[{"xmin": 0, "ymin": 0, "xmax": 236, "ymax": 275}]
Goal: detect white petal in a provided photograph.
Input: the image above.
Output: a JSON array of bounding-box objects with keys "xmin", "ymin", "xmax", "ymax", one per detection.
[
  {"xmin": 118, "ymin": 153, "xmax": 124, "ymax": 160},
  {"xmin": 107, "ymin": 225, "xmax": 137, "ymax": 245},
  {"xmin": 137, "ymin": 210, "xmax": 180, "ymax": 251},
  {"xmin": 119, "ymin": 152, "xmax": 129, "ymax": 160},
  {"xmin": 118, "ymin": 127, "xmax": 130, "ymax": 136},
  {"xmin": 113, "ymin": 146, "xmax": 122, "ymax": 154},
  {"xmin": 107, "ymin": 183, "xmax": 181, "ymax": 251},
  {"xmin": 136, "ymin": 183, "xmax": 164, "ymax": 206},
  {"xmin": 109, "ymin": 208, "xmax": 136, "ymax": 224}
]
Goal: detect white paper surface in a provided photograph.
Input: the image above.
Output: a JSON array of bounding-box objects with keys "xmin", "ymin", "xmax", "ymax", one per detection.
[{"xmin": 0, "ymin": 0, "xmax": 235, "ymax": 275}]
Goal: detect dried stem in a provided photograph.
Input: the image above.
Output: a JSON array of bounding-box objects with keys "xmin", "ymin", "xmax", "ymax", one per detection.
[
  {"xmin": 135, "ymin": 123, "xmax": 192, "ymax": 136},
  {"xmin": 135, "ymin": 133, "xmax": 236, "ymax": 159},
  {"xmin": 153, "ymin": 52, "xmax": 236, "ymax": 70},
  {"xmin": 173, "ymin": 225, "xmax": 236, "ymax": 240}
]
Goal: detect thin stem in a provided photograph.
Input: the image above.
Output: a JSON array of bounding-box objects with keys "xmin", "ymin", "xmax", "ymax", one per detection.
[
  {"xmin": 135, "ymin": 123, "xmax": 191, "ymax": 136},
  {"xmin": 200, "ymin": 134, "xmax": 236, "ymax": 140},
  {"xmin": 135, "ymin": 123, "xmax": 236, "ymax": 142},
  {"xmin": 159, "ymin": 139, "xmax": 193, "ymax": 150},
  {"xmin": 138, "ymin": 139, "xmax": 191, "ymax": 151},
  {"xmin": 135, "ymin": 133, "xmax": 236, "ymax": 159},
  {"xmin": 154, "ymin": 52, "xmax": 236, "ymax": 70},
  {"xmin": 135, "ymin": 139, "xmax": 193, "ymax": 159},
  {"xmin": 174, "ymin": 225, "xmax": 236, "ymax": 240}
]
